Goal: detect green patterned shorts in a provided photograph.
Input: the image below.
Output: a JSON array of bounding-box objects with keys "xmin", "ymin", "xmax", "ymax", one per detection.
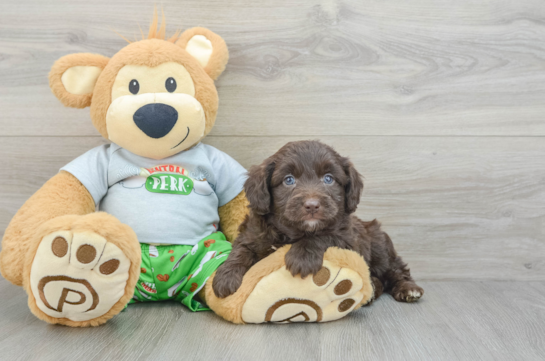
[{"xmin": 129, "ymin": 232, "xmax": 232, "ymax": 311}]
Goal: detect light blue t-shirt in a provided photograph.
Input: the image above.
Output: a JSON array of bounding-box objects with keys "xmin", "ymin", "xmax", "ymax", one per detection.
[{"xmin": 61, "ymin": 143, "xmax": 247, "ymax": 245}]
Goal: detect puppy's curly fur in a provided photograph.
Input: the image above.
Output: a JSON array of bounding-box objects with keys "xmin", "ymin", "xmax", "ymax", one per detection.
[{"xmin": 213, "ymin": 140, "xmax": 423, "ymax": 303}]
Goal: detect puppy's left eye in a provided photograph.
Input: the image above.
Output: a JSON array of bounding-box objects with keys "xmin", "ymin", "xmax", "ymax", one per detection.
[
  {"xmin": 323, "ymin": 174, "xmax": 334, "ymax": 184},
  {"xmin": 284, "ymin": 175, "xmax": 296, "ymax": 186},
  {"xmin": 165, "ymin": 77, "xmax": 177, "ymax": 93}
]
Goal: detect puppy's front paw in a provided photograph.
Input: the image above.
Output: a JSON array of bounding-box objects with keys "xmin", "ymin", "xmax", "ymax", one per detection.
[
  {"xmin": 393, "ymin": 282, "xmax": 424, "ymax": 303},
  {"xmin": 285, "ymin": 249, "xmax": 324, "ymax": 279},
  {"xmin": 212, "ymin": 267, "xmax": 243, "ymax": 298}
]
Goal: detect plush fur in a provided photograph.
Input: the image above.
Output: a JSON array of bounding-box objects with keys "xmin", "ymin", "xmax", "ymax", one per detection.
[
  {"xmin": 204, "ymin": 245, "xmax": 373, "ymax": 324},
  {"xmin": 0, "ymin": 12, "xmax": 246, "ymax": 327},
  {"xmin": 23, "ymin": 212, "xmax": 141, "ymax": 327},
  {"xmin": 218, "ymin": 191, "xmax": 250, "ymax": 243},
  {"xmin": 49, "ymin": 54, "xmax": 110, "ymax": 108},
  {"xmin": 48, "ymin": 11, "xmax": 226, "ymax": 142},
  {"xmin": 0, "ymin": 12, "xmax": 378, "ymax": 327},
  {"xmin": 176, "ymin": 27, "xmax": 229, "ymax": 81},
  {"xmin": 87, "ymin": 38, "xmax": 221, "ymax": 140},
  {"xmin": 0, "ymin": 171, "xmax": 95, "ymax": 286}
]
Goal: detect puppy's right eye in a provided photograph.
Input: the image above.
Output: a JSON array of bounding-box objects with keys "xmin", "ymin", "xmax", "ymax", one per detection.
[
  {"xmin": 284, "ymin": 175, "xmax": 295, "ymax": 186},
  {"xmin": 323, "ymin": 174, "xmax": 334, "ymax": 184},
  {"xmin": 129, "ymin": 79, "xmax": 139, "ymax": 94}
]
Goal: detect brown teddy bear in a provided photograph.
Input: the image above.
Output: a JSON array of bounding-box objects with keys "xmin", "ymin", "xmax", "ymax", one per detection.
[{"xmin": 0, "ymin": 11, "xmax": 374, "ymax": 326}]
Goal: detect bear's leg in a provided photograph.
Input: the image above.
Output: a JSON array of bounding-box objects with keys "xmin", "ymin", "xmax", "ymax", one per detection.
[
  {"xmin": 1, "ymin": 171, "xmax": 96, "ymax": 286},
  {"xmin": 23, "ymin": 212, "xmax": 141, "ymax": 327},
  {"xmin": 204, "ymin": 245, "xmax": 374, "ymax": 324}
]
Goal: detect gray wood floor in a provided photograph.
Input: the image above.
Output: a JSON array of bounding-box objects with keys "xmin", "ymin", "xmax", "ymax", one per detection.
[
  {"xmin": 0, "ymin": 0, "xmax": 544, "ymax": 360},
  {"xmin": 1, "ymin": 278, "xmax": 544, "ymax": 361}
]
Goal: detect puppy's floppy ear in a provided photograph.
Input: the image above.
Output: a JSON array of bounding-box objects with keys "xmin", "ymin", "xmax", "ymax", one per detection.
[
  {"xmin": 341, "ymin": 157, "xmax": 364, "ymax": 214},
  {"xmin": 244, "ymin": 157, "xmax": 276, "ymax": 215},
  {"xmin": 177, "ymin": 27, "xmax": 229, "ymax": 80},
  {"xmin": 49, "ymin": 53, "xmax": 110, "ymax": 108}
]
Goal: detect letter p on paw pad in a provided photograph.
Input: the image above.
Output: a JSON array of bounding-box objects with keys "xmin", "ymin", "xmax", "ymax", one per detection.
[{"xmin": 29, "ymin": 230, "xmax": 131, "ymax": 323}]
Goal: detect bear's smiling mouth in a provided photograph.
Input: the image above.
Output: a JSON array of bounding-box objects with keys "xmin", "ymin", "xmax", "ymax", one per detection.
[{"xmin": 171, "ymin": 127, "xmax": 190, "ymax": 149}]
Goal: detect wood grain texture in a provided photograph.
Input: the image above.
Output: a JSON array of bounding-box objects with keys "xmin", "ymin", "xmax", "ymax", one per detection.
[
  {"xmin": 0, "ymin": 278, "xmax": 543, "ymax": 361},
  {"xmin": 1, "ymin": 0, "xmax": 545, "ymax": 136},
  {"xmin": 1, "ymin": 0, "xmax": 544, "ymax": 356},
  {"xmin": 0, "ymin": 136, "xmax": 543, "ymax": 281}
]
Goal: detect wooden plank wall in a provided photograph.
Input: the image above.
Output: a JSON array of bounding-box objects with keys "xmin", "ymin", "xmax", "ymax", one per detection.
[{"xmin": 0, "ymin": 0, "xmax": 544, "ymax": 281}]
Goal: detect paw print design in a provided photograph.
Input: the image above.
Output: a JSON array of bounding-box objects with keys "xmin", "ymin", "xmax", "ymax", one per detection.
[
  {"xmin": 29, "ymin": 230, "xmax": 130, "ymax": 322},
  {"xmin": 204, "ymin": 239, "xmax": 216, "ymax": 248},
  {"xmin": 241, "ymin": 260, "xmax": 373, "ymax": 323},
  {"xmin": 190, "ymin": 283, "xmax": 199, "ymax": 292},
  {"xmin": 156, "ymin": 274, "xmax": 170, "ymax": 282}
]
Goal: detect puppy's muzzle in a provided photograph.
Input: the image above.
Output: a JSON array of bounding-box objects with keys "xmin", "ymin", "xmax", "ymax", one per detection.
[{"xmin": 133, "ymin": 103, "xmax": 178, "ymax": 139}]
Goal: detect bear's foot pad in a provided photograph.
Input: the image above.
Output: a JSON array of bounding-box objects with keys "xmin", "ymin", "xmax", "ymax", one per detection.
[
  {"xmin": 242, "ymin": 261, "xmax": 367, "ymax": 323},
  {"xmin": 30, "ymin": 230, "xmax": 130, "ymax": 322},
  {"xmin": 206, "ymin": 246, "xmax": 374, "ymax": 324}
]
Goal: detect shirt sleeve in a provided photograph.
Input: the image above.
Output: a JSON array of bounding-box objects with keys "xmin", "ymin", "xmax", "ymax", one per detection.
[
  {"xmin": 60, "ymin": 144, "xmax": 111, "ymax": 206},
  {"xmin": 205, "ymin": 145, "xmax": 248, "ymax": 207}
]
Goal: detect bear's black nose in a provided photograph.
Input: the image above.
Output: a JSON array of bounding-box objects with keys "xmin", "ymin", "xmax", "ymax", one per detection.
[{"xmin": 133, "ymin": 103, "xmax": 178, "ymax": 139}]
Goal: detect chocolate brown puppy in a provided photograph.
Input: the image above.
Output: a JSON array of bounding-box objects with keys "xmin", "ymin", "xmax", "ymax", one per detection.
[{"xmin": 213, "ymin": 140, "xmax": 423, "ymax": 303}]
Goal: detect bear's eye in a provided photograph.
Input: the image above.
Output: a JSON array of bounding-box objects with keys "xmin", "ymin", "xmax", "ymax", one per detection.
[
  {"xmin": 129, "ymin": 79, "xmax": 139, "ymax": 95},
  {"xmin": 165, "ymin": 77, "xmax": 177, "ymax": 93}
]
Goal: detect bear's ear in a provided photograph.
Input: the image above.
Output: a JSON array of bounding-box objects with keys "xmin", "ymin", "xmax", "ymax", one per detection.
[
  {"xmin": 177, "ymin": 27, "xmax": 229, "ymax": 80},
  {"xmin": 49, "ymin": 53, "xmax": 110, "ymax": 108}
]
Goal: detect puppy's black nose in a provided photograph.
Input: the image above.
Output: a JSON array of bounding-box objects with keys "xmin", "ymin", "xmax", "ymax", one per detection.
[
  {"xmin": 133, "ymin": 103, "xmax": 178, "ymax": 139},
  {"xmin": 304, "ymin": 199, "xmax": 321, "ymax": 213}
]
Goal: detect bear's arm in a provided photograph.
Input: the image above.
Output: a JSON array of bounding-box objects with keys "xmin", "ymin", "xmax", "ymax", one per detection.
[
  {"xmin": 218, "ymin": 190, "xmax": 249, "ymax": 243},
  {"xmin": 0, "ymin": 171, "xmax": 95, "ymax": 286}
]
